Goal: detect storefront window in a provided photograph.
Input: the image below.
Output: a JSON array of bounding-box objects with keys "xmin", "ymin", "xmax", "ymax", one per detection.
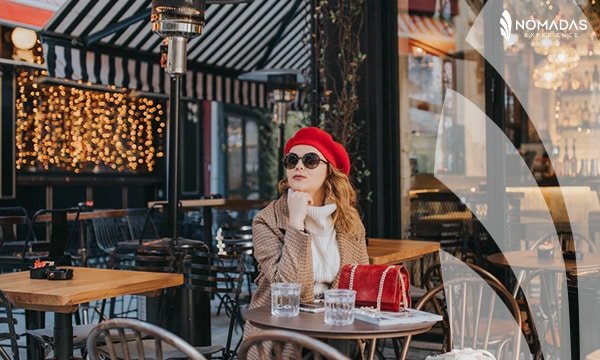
[{"xmin": 398, "ymin": 0, "xmax": 487, "ymax": 237}]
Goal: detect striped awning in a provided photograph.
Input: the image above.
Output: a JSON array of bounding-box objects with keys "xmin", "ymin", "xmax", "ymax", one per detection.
[
  {"xmin": 40, "ymin": 0, "xmax": 311, "ymax": 108},
  {"xmin": 398, "ymin": 13, "xmax": 455, "ymax": 55}
]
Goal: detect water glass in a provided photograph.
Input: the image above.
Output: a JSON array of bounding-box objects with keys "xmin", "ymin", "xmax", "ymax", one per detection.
[
  {"xmin": 271, "ymin": 283, "xmax": 300, "ymax": 317},
  {"xmin": 324, "ymin": 289, "xmax": 356, "ymax": 326}
]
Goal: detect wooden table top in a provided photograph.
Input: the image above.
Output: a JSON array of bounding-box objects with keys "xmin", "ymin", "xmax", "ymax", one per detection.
[
  {"xmin": 147, "ymin": 198, "xmax": 269, "ymax": 210},
  {"xmin": 35, "ymin": 209, "xmax": 129, "ymax": 223},
  {"xmin": 0, "ymin": 267, "xmax": 183, "ymax": 313},
  {"xmin": 246, "ymin": 306, "xmax": 435, "ymax": 340},
  {"xmin": 487, "ymin": 251, "xmax": 600, "ymax": 272},
  {"xmin": 367, "ymin": 239, "xmax": 440, "ymax": 265}
]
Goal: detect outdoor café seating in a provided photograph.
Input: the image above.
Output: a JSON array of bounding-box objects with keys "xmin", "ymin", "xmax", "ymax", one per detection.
[
  {"xmin": 237, "ymin": 329, "xmax": 349, "ymax": 360},
  {"xmin": 400, "ymin": 277, "xmax": 523, "ymax": 360},
  {"xmin": 86, "ymin": 318, "xmax": 206, "ymax": 360},
  {"xmin": 0, "ymin": 290, "xmax": 19, "ymax": 360}
]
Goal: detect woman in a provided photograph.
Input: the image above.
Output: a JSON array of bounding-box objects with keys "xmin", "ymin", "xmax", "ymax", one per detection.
[{"xmin": 243, "ymin": 127, "xmax": 369, "ymax": 352}]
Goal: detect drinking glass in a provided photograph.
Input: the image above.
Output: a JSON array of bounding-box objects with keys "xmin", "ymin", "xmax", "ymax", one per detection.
[
  {"xmin": 271, "ymin": 283, "xmax": 300, "ymax": 317},
  {"xmin": 324, "ymin": 289, "xmax": 356, "ymax": 326}
]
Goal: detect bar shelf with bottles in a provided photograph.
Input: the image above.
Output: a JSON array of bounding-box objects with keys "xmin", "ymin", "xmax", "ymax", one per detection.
[
  {"xmin": 551, "ymin": 138, "xmax": 599, "ymax": 178},
  {"xmin": 553, "ymin": 60, "xmax": 600, "ymax": 131}
]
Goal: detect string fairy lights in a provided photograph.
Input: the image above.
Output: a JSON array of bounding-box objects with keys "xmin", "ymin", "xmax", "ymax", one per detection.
[{"xmin": 15, "ymin": 70, "xmax": 165, "ymax": 173}]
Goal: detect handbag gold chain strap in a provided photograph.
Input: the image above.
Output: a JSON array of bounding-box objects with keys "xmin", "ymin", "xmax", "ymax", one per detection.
[{"xmin": 349, "ymin": 264, "xmax": 396, "ymax": 311}]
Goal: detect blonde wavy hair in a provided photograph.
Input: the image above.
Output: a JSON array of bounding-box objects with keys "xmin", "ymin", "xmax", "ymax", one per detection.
[{"xmin": 278, "ymin": 166, "xmax": 361, "ymax": 234}]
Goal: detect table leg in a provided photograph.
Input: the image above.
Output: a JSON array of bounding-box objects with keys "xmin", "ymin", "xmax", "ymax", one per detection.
[
  {"xmin": 54, "ymin": 312, "xmax": 73, "ymax": 359},
  {"xmin": 202, "ymin": 206, "xmax": 213, "ymax": 251},
  {"xmin": 367, "ymin": 339, "xmax": 376, "ymax": 360},
  {"xmin": 79, "ymin": 221, "xmax": 87, "ymax": 267},
  {"xmin": 25, "ymin": 310, "xmax": 45, "ymax": 360}
]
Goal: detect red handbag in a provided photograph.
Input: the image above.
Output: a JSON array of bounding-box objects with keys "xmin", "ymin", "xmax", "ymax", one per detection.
[{"xmin": 338, "ymin": 264, "xmax": 411, "ymax": 312}]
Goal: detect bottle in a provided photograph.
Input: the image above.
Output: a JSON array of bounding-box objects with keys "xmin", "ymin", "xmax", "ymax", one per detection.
[
  {"xmin": 562, "ymin": 73, "xmax": 571, "ymax": 91},
  {"xmin": 584, "ymin": 70, "xmax": 591, "ymax": 90},
  {"xmin": 581, "ymin": 101, "xmax": 590, "ymax": 128},
  {"xmin": 563, "ymin": 139, "xmax": 571, "ymax": 176},
  {"xmin": 580, "ymin": 159, "xmax": 589, "ymax": 176},
  {"xmin": 552, "ymin": 144, "xmax": 563, "ymax": 177},
  {"xmin": 564, "ymin": 101, "xmax": 570, "ymax": 128},
  {"xmin": 593, "ymin": 64, "xmax": 600, "ymax": 91},
  {"xmin": 571, "ymin": 140, "xmax": 578, "ymax": 176}
]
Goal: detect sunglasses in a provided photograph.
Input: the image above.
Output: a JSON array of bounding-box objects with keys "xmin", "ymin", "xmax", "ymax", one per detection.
[{"xmin": 282, "ymin": 152, "xmax": 328, "ymax": 170}]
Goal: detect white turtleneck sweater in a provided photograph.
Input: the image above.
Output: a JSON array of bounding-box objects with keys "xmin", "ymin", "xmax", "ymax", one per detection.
[{"xmin": 305, "ymin": 202, "xmax": 340, "ymax": 297}]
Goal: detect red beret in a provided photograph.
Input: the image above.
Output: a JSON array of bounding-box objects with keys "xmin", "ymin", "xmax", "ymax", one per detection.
[{"xmin": 284, "ymin": 127, "xmax": 350, "ymax": 175}]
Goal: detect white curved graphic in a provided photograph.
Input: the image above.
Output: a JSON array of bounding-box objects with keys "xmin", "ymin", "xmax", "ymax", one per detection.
[{"xmin": 500, "ymin": 10, "xmax": 512, "ymax": 42}]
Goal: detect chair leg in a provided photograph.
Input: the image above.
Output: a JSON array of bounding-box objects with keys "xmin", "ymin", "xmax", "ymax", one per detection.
[
  {"xmin": 109, "ymin": 297, "xmax": 116, "ymax": 318},
  {"xmin": 392, "ymin": 338, "xmax": 402, "ymax": 359},
  {"xmin": 224, "ymin": 304, "xmax": 240, "ymax": 360}
]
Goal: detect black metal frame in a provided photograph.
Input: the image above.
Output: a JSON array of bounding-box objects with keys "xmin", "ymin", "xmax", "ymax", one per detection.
[
  {"xmin": 358, "ymin": 0, "xmax": 401, "ymax": 237},
  {"xmin": 0, "ymin": 290, "xmax": 20, "ymax": 360},
  {"xmin": 183, "ymin": 251, "xmax": 245, "ymax": 360}
]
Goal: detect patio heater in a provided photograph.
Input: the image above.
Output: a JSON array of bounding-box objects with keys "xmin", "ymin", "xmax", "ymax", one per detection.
[
  {"xmin": 151, "ymin": 0, "xmax": 249, "ymax": 243},
  {"xmin": 239, "ymin": 69, "xmax": 305, "ymax": 180}
]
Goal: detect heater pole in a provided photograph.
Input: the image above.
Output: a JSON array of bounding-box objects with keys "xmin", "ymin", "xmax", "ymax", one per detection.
[{"xmin": 167, "ymin": 74, "xmax": 181, "ymax": 243}]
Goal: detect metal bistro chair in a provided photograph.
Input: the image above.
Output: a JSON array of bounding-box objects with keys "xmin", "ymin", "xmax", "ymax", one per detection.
[
  {"xmin": 529, "ymin": 231, "xmax": 597, "ymax": 254},
  {"xmin": 220, "ymin": 225, "xmax": 257, "ymax": 297},
  {"xmin": 97, "ymin": 250, "xmax": 245, "ymax": 360},
  {"xmin": 125, "ymin": 208, "xmax": 162, "ymax": 243},
  {"xmin": 27, "ymin": 207, "xmax": 83, "ymax": 265},
  {"xmin": 27, "ymin": 244, "xmax": 177, "ymax": 358},
  {"xmin": 410, "ymin": 192, "xmax": 471, "ymax": 255},
  {"xmin": 0, "ymin": 290, "xmax": 19, "ymax": 360},
  {"xmin": 92, "ymin": 214, "xmax": 131, "ymax": 258},
  {"xmin": 86, "ymin": 318, "xmax": 206, "ymax": 360},
  {"xmin": 183, "ymin": 251, "xmax": 246, "ymax": 360},
  {"xmin": 401, "ymin": 277, "xmax": 523, "ymax": 360},
  {"xmin": 238, "ymin": 329, "xmax": 350, "ymax": 360},
  {"xmin": 0, "ymin": 207, "xmax": 32, "ymax": 254},
  {"xmin": 0, "ymin": 207, "xmax": 35, "ymax": 272},
  {"xmin": 109, "ymin": 244, "xmax": 178, "ymax": 321}
]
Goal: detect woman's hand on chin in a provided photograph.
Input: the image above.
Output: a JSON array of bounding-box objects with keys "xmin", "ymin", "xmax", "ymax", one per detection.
[{"xmin": 287, "ymin": 190, "xmax": 313, "ymax": 230}]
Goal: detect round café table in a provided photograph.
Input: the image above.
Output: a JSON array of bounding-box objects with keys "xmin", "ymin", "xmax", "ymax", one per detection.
[
  {"xmin": 245, "ymin": 306, "xmax": 436, "ymax": 360},
  {"xmin": 487, "ymin": 251, "xmax": 600, "ymax": 359},
  {"xmin": 486, "ymin": 251, "xmax": 600, "ymax": 274}
]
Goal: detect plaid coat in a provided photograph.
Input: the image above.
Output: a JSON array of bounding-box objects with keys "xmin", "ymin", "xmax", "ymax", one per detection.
[{"xmin": 242, "ymin": 194, "xmax": 369, "ymax": 358}]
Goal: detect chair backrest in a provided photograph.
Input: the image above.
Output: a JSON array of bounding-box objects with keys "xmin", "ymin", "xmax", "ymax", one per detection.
[
  {"xmin": 0, "ymin": 290, "xmax": 20, "ymax": 360},
  {"xmin": 86, "ymin": 318, "xmax": 206, "ymax": 360},
  {"xmin": 183, "ymin": 251, "xmax": 244, "ymax": 295},
  {"xmin": 110, "ymin": 244, "xmax": 177, "ymax": 273},
  {"xmin": 238, "ymin": 329, "xmax": 349, "ymax": 360},
  {"xmin": 423, "ymin": 262, "xmax": 504, "ymax": 291},
  {"xmin": 92, "ymin": 216, "xmax": 130, "ymax": 254},
  {"xmin": 125, "ymin": 208, "xmax": 161, "ymax": 242},
  {"xmin": 183, "ymin": 251, "xmax": 245, "ymax": 356},
  {"xmin": 401, "ymin": 277, "xmax": 523, "ymax": 360},
  {"xmin": 0, "ymin": 207, "xmax": 31, "ymax": 244},
  {"xmin": 529, "ymin": 231, "xmax": 596, "ymax": 253},
  {"xmin": 29, "ymin": 207, "xmax": 81, "ymax": 263}
]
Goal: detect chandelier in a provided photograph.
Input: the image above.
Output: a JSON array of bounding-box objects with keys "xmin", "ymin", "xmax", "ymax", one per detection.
[
  {"xmin": 531, "ymin": 36, "xmax": 561, "ymax": 55},
  {"xmin": 547, "ymin": 45, "xmax": 580, "ymax": 71},
  {"xmin": 533, "ymin": 61, "xmax": 564, "ymax": 90}
]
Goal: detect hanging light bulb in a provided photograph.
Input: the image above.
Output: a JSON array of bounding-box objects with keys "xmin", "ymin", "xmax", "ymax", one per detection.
[
  {"xmin": 534, "ymin": 61, "xmax": 564, "ymax": 89},
  {"xmin": 11, "ymin": 27, "xmax": 37, "ymax": 50},
  {"xmin": 531, "ymin": 36, "xmax": 561, "ymax": 55},
  {"xmin": 547, "ymin": 45, "xmax": 580, "ymax": 71}
]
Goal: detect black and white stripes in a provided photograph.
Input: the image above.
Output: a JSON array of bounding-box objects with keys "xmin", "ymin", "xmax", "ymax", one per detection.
[
  {"xmin": 40, "ymin": 0, "xmax": 311, "ymax": 108},
  {"xmin": 42, "ymin": 41, "xmax": 268, "ymax": 107}
]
